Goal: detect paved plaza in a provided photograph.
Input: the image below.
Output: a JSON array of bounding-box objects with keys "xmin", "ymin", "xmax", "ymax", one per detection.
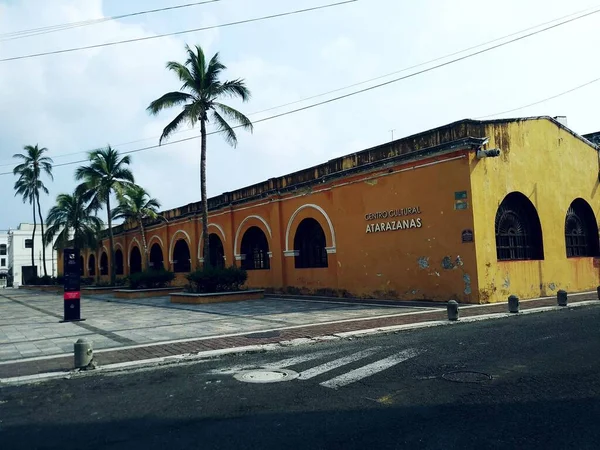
[{"xmin": 0, "ymin": 289, "xmax": 432, "ymax": 362}]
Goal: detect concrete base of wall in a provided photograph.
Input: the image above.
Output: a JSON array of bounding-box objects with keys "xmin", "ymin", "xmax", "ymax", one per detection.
[
  {"xmin": 115, "ymin": 287, "xmax": 184, "ymax": 299},
  {"xmin": 170, "ymin": 290, "xmax": 265, "ymax": 304},
  {"xmin": 81, "ymin": 287, "xmax": 118, "ymax": 295},
  {"xmin": 19, "ymin": 285, "xmax": 62, "ymax": 293}
]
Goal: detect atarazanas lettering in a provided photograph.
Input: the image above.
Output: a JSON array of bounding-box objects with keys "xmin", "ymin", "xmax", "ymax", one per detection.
[{"xmin": 366, "ymin": 218, "xmax": 422, "ymax": 233}]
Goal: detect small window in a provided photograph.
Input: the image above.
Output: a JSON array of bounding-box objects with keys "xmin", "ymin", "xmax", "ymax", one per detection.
[
  {"xmin": 25, "ymin": 239, "xmax": 33, "ymax": 249},
  {"xmin": 0, "ymin": 244, "xmax": 6, "ymax": 255},
  {"xmin": 1, "ymin": 258, "xmax": 5, "ymax": 266}
]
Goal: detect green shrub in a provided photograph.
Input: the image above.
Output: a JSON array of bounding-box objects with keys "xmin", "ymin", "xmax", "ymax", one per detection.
[
  {"xmin": 128, "ymin": 269, "xmax": 175, "ymax": 290},
  {"xmin": 185, "ymin": 265, "xmax": 248, "ymax": 293}
]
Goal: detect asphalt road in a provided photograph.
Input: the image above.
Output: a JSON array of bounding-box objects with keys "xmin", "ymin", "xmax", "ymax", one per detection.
[{"xmin": 1, "ymin": 305, "xmax": 600, "ymax": 450}]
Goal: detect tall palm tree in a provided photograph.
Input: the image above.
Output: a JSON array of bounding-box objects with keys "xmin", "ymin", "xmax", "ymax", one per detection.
[
  {"xmin": 147, "ymin": 44, "xmax": 253, "ymax": 266},
  {"xmin": 112, "ymin": 184, "xmax": 162, "ymax": 269},
  {"xmin": 13, "ymin": 144, "xmax": 53, "ymax": 277},
  {"xmin": 75, "ymin": 146, "xmax": 134, "ymax": 285},
  {"xmin": 44, "ymin": 191, "xmax": 104, "ymax": 252},
  {"xmin": 13, "ymin": 169, "xmax": 40, "ymax": 272}
]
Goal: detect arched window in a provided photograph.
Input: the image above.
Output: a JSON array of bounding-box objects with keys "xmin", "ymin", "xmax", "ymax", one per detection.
[
  {"xmin": 149, "ymin": 243, "xmax": 164, "ymax": 271},
  {"xmin": 88, "ymin": 254, "xmax": 96, "ymax": 276},
  {"xmin": 202, "ymin": 234, "xmax": 225, "ymax": 268},
  {"xmin": 495, "ymin": 192, "xmax": 544, "ymax": 261},
  {"xmin": 565, "ymin": 199, "xmax": 600, "ymax": 257},
  {"xmin": 115, "ymin": 249, "xmax": 124, "ymax": 275},
  {"xmin": 294, "ymin": 218, "xmax": 328, "ymax": 268},
  {"xmin": 100, "ymin": 252, "xmax": 108, "ymax": 276},
  {"xmin": 173, "ymin": 240, "xmax": 191, "ymax": 273},
  {"xmin": 240, "ymin": 227, "xmax": 270, "ymax": 270},
  {"xmin": 130, "ymin": 247, "xmax": 142, "ymax": 274},
  {"xmin": 79, "ymin": 256, "xmax": 84, "ymax": 276}
]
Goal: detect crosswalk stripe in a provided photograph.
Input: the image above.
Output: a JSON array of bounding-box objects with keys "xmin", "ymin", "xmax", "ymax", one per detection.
[
  {"xmin": 298, "ymin": 348, "xmax": 380, "ymax": 380},
  {"xmin": 319, "ymin": 349, "xmax": 420, "ymax": 389},
  {"xmin": 210, "ymin": 349, "xmax": 340, "ymax": 375}
]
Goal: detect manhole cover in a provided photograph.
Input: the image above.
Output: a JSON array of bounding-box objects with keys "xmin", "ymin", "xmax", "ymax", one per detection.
[
  {"xmin": 441, "ymin": 371, "xmax": 492, "ymax": 383},
  {"xmin": 244, "ymin": 331, "xmax": 281, "ymax": 339},
  {"xmin": 234, "ymin": 369, "xmax": 299, "ymax": 384}
]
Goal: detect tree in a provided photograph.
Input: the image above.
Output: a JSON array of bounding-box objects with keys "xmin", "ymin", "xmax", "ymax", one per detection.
[
  {"xmin": 112, "ymin": 184, "xmax": 162, "ymax": 268},
  {"xmin": 13, "ymin": 145, "xmax": 53, "ymax": 277},
  {"xmin": 147, "ymin": 44, "xmax": 253, "ymax": 267},
  {"xmin": 13, "ymin": 169, "xmax": 41, "ymax": 273},
  {"xmin": 75, "ymin": 146, "xmax": 134, "ymax": 285},
  {"xmin": 44, "ymin": 191, "xmax": 104, "ymax": 252}
]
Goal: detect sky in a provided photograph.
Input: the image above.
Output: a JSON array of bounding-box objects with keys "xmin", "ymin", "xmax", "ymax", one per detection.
[{"xmin": 0, "ymin": 0, "xmax": 599, "ymax": 229}]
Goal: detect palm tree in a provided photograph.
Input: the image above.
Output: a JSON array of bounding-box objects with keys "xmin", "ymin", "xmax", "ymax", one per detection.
[
  {"xmin": 147, "ymin": 44, "xmax": 253, "ymax": 266},
  {"xmin": 112, "ymin": 184, "xmax": 162, "ymax": 268},
  {"xmin": 44, "ymin": 191, "xmax": 104, "ymax": 253},
  {"xmin": 75, "ymin": 146, "xmax": 134, "ymax": 285},
  {"xmin": 13, "ymin": 145, "xmax": 53, "ymax": 277},
  {"xmin": 13, "ymin": 169, "xmax": 41, "ymax": 273}
]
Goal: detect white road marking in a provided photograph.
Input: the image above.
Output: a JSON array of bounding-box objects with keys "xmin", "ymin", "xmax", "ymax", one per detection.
[
  {"xmin": 298, "ymin": 348, "xmax": 380, "ymax": 380},
  {"xmin": 319, "ymin": 349, "xmax": 421, "ymax": 389},
  {"xmin": 210, "ymin": 349, "xmax": 340, "ymax": 375}
]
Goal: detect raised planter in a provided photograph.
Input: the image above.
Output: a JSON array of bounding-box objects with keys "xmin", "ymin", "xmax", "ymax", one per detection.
[
  {"xmin": 115, "ymin": 287, "xmax": 184, "ymax": 299},
  {"xmin": 170, "ymin": 289, "xmax": 265, "ymax": 304},
  {"xmin": 81, "ymin": 286, "xmax": 119, "ymax": 295},
  {"xmin": 19, "ymin": 285, "xmax": 62, "ymax": 293}
]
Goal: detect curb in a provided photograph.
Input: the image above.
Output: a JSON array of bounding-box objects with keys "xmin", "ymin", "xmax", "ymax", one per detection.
[{"xmin": 1, "ymin": 300, "xmax": 598, "ymax": 387}]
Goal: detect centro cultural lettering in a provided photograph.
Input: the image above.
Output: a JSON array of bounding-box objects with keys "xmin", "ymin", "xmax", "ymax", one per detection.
[{"xmin": 365, "ymin": 207, "xmax": 421, "ymax": 221}]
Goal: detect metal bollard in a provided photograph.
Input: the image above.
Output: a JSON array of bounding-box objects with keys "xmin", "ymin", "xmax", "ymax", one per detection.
[
  {"xmin": 447, "ymin": 300, "xmax": 459, "ymax": 321},
  {"xmin": 557, "ymin": 290, "xmax": 568, "ymax": 307},
  {"xmin": 597, "ymin": 286, "xmax": 600, "ymax": 300},
  {"xmin": 74, "ymin": 338, "xmax": 93, "ymax": 369},
  {"xmin": 508, "ymin": 295, "xmax": 520, "ymax": 313}
]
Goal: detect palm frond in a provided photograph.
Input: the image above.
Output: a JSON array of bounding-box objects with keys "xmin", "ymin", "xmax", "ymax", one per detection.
[
  {"xmin": 214, "ymin": 102, "xmax": 253, "ymax": 132},
  {"xmin": 212, "ymin": 110, "xmax": 238, "ymax": 147},
  {"xmin": 165, "ymin": 61, "xmax": 195, "ymax": 87},
  {"xmin": 147, "ymin": 91, "xmax": 195, "ymax": 116},
  {"xmin": 159, "ymin": 108, "xmax": 191, "ymax": 144},
  {"xmin": 213, "ymin": 79, "xmax": 251, "ymax": 101}
]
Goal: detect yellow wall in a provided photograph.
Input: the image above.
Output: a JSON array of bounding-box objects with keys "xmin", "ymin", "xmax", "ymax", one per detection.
[{"xmin": 470, "ymin": 118, "xmax": 600, "ymax": 303}]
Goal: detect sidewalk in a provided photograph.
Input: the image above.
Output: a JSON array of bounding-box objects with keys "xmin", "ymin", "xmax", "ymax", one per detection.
[{"xmin": 1, "ymin": 291, "xmax": 598, "ymax": 382}]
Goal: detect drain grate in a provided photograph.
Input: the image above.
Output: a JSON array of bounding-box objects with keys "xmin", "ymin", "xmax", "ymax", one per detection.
[
  {"xmin": 441, "ymin": 371, "xmax": 492, "ymax": 383},
  {"xmin": 234, "ymin": 369, "xmax": 299, "ymax": 384}
]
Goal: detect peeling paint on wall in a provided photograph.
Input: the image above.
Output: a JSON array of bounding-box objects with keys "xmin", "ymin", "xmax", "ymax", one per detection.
[
  {"xmin": 549, "ymin": 282, "xmax": 556, "ymax": 291},
  {"xmin": 455, "ymin": 255, "xmax": 464, "ymax": 267},
  {"xmin": 365, "ymin": 179, "xmax": 378, "ymax": 186},
  {"xmin": 441, "ymin": 256, "xmax": 455, "ymax": 270},
  {"xmin": 463, "ymin": 273, "xmax": 472, "ymax": 295},
  {"xmin": 418, "ymin": 257, "xmax": 429, "ymax": 269},
  {"xmin": 503, "ymin": 277, "xmax": 510, "ymax": 289}
]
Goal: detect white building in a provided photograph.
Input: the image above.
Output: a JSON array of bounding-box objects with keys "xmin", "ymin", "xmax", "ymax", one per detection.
[
  {"xmin": 0, "ymin": 231, "xmax": 8, "ymax": 288},
  {"xmin": 8, "ymin": 223, "xmax": 58, "ymax": 287}
]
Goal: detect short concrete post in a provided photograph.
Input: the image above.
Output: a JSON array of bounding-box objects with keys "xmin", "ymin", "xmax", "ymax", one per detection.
[
  {"xmin": 557, "ymin": 290, "xmax": 568, "ymax": 307},
  {"xmin": 447, "ymin": 300, "xmax": 459, "ymax": 321},
  {"xmin": 508, "ymin": 295, "xmax": 520, "ymax": 313},
  {"xmin": 597, "ymin": 286, "xmax": 600, "ymax": 300},
  {"xmin": 74, "ymin": 338, "xmax": 93, "ymax": 369}
]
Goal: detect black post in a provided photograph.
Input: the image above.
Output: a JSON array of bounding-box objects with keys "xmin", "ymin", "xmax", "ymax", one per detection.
[
  {"xmin": 557, "ymin": 290, "xmax": 568, "ymax": 307},
  {"xmin": 508, "ymin": 295, "xmax": 520, "ymax": 313},
  {"xmin": 62, "ymin": 249, "xmax": 84, "ymax": 323}
]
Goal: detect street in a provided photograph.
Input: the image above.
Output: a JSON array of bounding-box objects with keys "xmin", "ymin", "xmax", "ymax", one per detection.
[{"xmin": 1, "ymin": 305, "xmax": 599, "ymax": 449}]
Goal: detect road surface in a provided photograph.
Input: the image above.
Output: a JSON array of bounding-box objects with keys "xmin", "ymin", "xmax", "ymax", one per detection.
[{"xmin": 1, "ymin": 305, "xmax": 599, "ymax": 449}]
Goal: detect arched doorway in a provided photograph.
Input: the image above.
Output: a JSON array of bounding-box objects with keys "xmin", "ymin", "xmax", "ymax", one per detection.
[
  {"xmin": 79, "ymin": 256, "xmax": 84, "ymax": 276},
  {"xmin": 294, "ymin": 218, "xmax": 328, "ymax": 268},
  {"xmin": 173, "ymin": 240, "xmax": 191, "ymax": 273},
  {"xmin": 115, "ymin": 249, "xmax": 124, "ymax": 275},
  {"xmin": 564, "ymin": 198, "xmax": 600, "ymax": 257},
  {"xmin": 240, "ymin": 226, "xmax": 270, "ymax": 270},
  {"xmin": 100, "ymin": 252, "xmax": 108, "ymax": 276},
  {"xmin": 203, "ymin": 234, "xmax": 224, "ymax": 268},
  {"xmin": 495, "ymin": 192, "xmax": 544, "ymax": 261},
  {"xmin": 149, "ymin": 243, "xmax": 164, "ymax": 271},
  {"xmin": 130, "ymin": 247, "xmax": 142, "ymax": 274},
  {"xmin": 88, "ymin": 254, "xmax": 96, "ymax": 276}
]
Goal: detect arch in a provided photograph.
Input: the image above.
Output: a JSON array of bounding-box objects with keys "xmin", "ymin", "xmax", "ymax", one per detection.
[
  {"xmin": 173, "ymin": 239, "xmax": 191, "ymax": 273},
  {"xmin": 100, "ymin": 252, "xmax": 108, "ymax": 276},
  {"xmin": 169, "ymin": 230, "xmax": 191, "ymax": 263},
  {"xmin": 234, "ymin": 215, "xmax": 272, "ymax": 255},
  {"xmin": 294, "ymin": 218, "xmax": 328, "ymax": 268},
  {"xmin": 285, "ymin": 204, "xmax": 336, "ymax": 253},
  {"xmin": 130, "ymin": 246, "xmax": 142, "ymax": 274},
  {"xmin": 114, "ymin": 242, "xmax": 124, "ymax": 252},
  {"xmin": 197, "ymin": 224, "xmax": 228, "ymax": 259},
  {"xmin": 127, "ymin": 238, "xmax": 141, "ymax": 266},
  {"xmin": 79, "ymin": 256, "xmax": 84, "ymax": 276},
  {"xmin": 495, "ymin": 192, "xmax": 544, "ymax": 261},
  {"xmin": 147, "ymin": 235, "xmax": 164, "ymax": 250},
  {"xmin": 200, "ymin": 233, "xmax": 225, "ymax": 268},
  {"xmin": 115, "ymin": 249, "xmax": 124, "ymax": 275},
  {"xmin": 564, "ymin": 198, "xmax": 600, "ymax": 257},
  {"xmin": 149, "ymin": 243, "xmax": 165, "ymax": 271},
  {"xmin": 88, "ymin": 254, "xmax": 96, "ymax": 276},
  {"xmin": 240, "ymin": 226, "xmax": 270, "ymax": 270}
]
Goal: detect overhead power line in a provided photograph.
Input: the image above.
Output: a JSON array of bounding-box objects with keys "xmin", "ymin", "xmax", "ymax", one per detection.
[
  {"xmin": 0, "ymin": 5, "xmax": 598, "ymax": 177},
  {"xmin": 0, "ymin": 0, "xmax": 221, "ymax": 42},
  {"xmin": 0, "ymin": 0, "xmax": 358, "ymax": 62},
  {"xmin": 476, "ymin": 76, "xmax": 600, "ymax": 119}
]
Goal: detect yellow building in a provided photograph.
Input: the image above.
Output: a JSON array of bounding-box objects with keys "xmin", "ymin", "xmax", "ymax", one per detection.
[{"xmin": 64, "ymin": 116, "xmax": 600, "ymax": 304}]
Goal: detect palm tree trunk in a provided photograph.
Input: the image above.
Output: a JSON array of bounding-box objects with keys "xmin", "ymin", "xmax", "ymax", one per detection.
[
  {"xmin": 140, "ymin": 219, "xmax": 149, "ymax": 270},
  {"xmin": 31, "ymin": 201, "xmax": 37, "ymax": 278},
  {"xmin": 107, "ymin": 195, "xmax": 116, "ymax": 285},
  {"xmin": 200, "ymin": 118, "xmax": 210, "ymax": 268},
  {"xmin": 36, "ymin": 193, "xmax": 48, "ymax": 277}
]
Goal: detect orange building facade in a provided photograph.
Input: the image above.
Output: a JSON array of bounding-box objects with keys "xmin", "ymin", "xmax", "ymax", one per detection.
[{"xmin": 61, "ymin": 117, "xmax": 600, "ymax": 304}]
